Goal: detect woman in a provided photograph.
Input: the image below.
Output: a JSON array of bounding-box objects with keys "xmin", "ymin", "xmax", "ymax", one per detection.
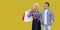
[{"xmin": 28, "ymin": 3, "xmax": 41, "ymax": 30}]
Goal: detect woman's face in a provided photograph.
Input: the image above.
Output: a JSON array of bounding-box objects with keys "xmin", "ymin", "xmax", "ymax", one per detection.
[
  {"xmin": 33, "ymin": 3, "xmax": 39, "ymax": 10},
  {"xmin": 34, "ymin": 4, "xmax": 39, "ymax": 9}
]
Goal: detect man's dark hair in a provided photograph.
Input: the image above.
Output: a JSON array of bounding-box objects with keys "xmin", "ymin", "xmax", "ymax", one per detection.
[{"xmin": 44, "ymin": 2, "xmax": 50, "ymax": 6}]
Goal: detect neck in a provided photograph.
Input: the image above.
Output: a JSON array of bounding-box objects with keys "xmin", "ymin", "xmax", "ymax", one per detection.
[
  {"xmin": 34, "ymin": 8, "xmax": 38, "ymax": 10},
  {"xmin": 44, "ymin": 8, "xmax": 48, "ymax": 10}
]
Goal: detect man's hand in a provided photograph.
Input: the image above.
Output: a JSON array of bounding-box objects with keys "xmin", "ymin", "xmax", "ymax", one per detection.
[{"xmin": 49, "ymin": 21, "xmax": 53, "ymax": 25}]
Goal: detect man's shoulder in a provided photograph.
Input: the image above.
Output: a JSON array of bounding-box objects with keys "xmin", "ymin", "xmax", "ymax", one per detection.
[{"xmin": 48, "ymin": 9, "xmax": 53, "ymax": 12}]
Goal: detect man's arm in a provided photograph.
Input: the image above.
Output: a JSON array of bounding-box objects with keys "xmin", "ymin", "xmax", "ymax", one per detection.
[
  {"xmin": 50, "ymin": 10, "xmax": 54, "ymax": 24},
  {"xmin": 39, "ymin": 10, "xmax": 44, "ymax": 25}
]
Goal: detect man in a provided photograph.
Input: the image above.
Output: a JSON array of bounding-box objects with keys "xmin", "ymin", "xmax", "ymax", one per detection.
[
  {"xmin": 28, "ymin": 3, "xmax": 41, "ymax": 30},
  {"xmin": 40, "ymin": 2, "xmax": 54, "ymax": 30}
]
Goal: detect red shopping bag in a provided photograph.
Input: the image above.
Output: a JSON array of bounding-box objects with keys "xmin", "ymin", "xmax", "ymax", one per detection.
[{"xmin": 22, "ymin": 13, "xmax": 25, "ymax": 21}]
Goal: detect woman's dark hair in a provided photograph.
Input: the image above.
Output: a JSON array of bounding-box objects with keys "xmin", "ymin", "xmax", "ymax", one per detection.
[{"xmin": 44, "ymin": 2, "xmax": 50, "ymax": 6}]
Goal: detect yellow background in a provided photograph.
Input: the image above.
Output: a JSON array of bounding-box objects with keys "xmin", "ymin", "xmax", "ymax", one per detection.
[{"xmin": 0, "ymin": 0, "xmax": 60, "ymax": 30}]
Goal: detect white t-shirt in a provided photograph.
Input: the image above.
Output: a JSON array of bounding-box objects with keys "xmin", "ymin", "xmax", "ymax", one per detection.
[{"xmin": 44, "ymin": 9, "xmax": 48, "ymax": 24}]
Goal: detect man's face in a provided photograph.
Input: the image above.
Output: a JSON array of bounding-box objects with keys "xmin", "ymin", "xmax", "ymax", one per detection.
[{"xmin": 44, "ymin": 4, "xmax": 49, "ymax": 9}]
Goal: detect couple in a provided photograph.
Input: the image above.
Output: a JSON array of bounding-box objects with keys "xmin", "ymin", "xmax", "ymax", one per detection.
[{"xmin": 28, "ymin": 2, "xmax": 54, "ymax": 30}]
